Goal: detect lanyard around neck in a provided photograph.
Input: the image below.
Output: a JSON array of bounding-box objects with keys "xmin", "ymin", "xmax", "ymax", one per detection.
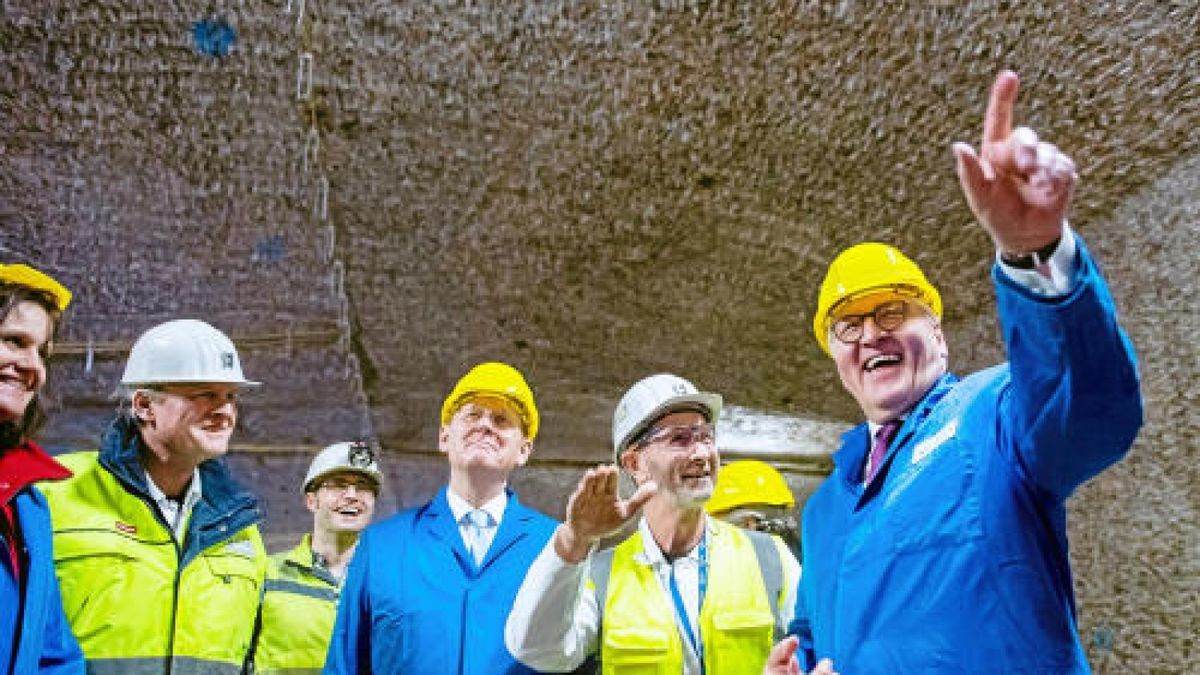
[{"xmin": 667, "ymin": 532, "xmax": 707, "ymax": 673}]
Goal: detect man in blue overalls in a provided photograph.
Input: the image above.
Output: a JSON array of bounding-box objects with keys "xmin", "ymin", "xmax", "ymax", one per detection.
[{"xmin": 768, "ymin": 70, "xmax": 1143, "ymax": 674}]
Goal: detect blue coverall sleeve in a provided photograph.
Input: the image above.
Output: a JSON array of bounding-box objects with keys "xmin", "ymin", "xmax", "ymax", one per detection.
[
  {"xmin": 994, "ymin": 237, "xmax": 1143, "ymax": 500},
  {"xmin": 787, "ymin": 520, "xmax": 816, "ymax": 672},
  {"xmin": 324, "ymin": 529, "xmax": 373, "ymax": 675},
  {"xmin": 787, "ymin": 581, "xmax": 816, "ymax": 672},
  {"xmin": 37, "ymin": 569, "xmax": 85, "ymax": 675}
]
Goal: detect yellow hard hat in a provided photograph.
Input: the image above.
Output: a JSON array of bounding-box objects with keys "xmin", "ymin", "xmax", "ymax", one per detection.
[
  {"xmin": 706, "ymin": 459, "xmax": 795, "ymax": 514},
  {"xmin": 441, "ymin": 362, "xmax": 539, "ymax": 440},
  {"xmin": 0, "ymin": 264, "xmax": 72, "ymax": 311},
  {"xmin": 812, "ymin": 242, "xmax": 941, "ymax": 356}
]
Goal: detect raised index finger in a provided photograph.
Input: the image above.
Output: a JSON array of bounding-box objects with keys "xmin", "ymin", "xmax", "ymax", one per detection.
[{"xmin": 982, "ymin": 70, "xmax": 1020, "ymax": 144}]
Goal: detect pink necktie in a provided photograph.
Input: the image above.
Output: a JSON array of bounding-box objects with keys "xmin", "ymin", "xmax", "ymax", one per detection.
[{"xmin": 865, "ymin": 420, "xmax": 902, "ymax": 483}]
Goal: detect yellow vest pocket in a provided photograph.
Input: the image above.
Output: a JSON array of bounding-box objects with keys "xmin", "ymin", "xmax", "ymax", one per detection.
[
  {"xmin": 706, "ymin": 609, "xmax": 773, "ymax": 675},
  {"xmin": 603, "ymin": 626, "xmax": 673, "ymax": 674}
]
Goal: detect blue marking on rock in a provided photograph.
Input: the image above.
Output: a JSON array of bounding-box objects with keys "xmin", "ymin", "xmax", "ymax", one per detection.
[
  {"xmin": 192, "ymin": 18, "xmax": 237, "ymax": 58},
  {"xmin": 253, "ymin": 235, "xmax": 287, "ymax": 264}
]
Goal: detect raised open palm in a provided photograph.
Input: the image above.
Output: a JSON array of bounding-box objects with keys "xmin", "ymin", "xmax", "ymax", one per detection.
[{"xmin": 554, "ymin": 465, "xmax": 656, "ymax": 563}]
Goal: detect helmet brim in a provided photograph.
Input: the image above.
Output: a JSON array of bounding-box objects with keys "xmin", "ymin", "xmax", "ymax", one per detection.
[
  {"xmin": 303, "ymin": 468, "xmax": 383, "ymax": 493},
  {"xmin": 119, "ymin": 377, "xmax": 261, "ymax": 388},
  {"xmin": 815, "ymin": 284, "xmax": 939, "ymax": 356},
  {"xmin": 443, "ymin": 390, "xmax": 535, "ymax": 437},
  {"xmin": 614, "ymin": 391, "xmax": 723, "ymax": 458}
]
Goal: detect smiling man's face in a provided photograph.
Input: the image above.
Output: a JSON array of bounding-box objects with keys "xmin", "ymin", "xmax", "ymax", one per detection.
[
  {"xmin": 135, "ymin": 383, "xmax": 240, "ymax": 463},
  {"xmin": 307, "ymin": 471, "xmax": 377, "ymax": 536},
  {"xmin": 828, "ymin": 294, "xmax": 948, "ymax": 423},
  {"xmin": 622, "ymin": 410, "xmax": 718, "ymax": 510}
]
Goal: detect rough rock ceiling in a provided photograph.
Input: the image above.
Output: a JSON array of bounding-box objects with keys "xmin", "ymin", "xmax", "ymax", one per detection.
[
  {"xmin": 2, "ymin": 2, "xmax": 1198, "ymax": 667},
  {"xmin": 3, "ymin": 2, "xmax": 1195, "ymax": 452}
]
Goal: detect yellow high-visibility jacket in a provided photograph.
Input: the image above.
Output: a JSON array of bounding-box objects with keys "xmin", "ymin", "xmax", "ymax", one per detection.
[
  {"xmin": 40, "ymin": 419, "xmax": 267, "ymax": 675},
  {"xmin": 251, "ymin": 536, "xmax": 341, "ymax": 674},
  {"xmin": 594, "ymin": 519, "xmax": 786, "ymax": 675}
]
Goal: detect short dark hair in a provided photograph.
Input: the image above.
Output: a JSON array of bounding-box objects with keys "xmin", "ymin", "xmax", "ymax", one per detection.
[{"xmin": 0, "ymin": 283, "xmax": 64, "ymax": 448}]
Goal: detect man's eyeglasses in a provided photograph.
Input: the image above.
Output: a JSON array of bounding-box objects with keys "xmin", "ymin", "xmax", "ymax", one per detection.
[
  {"xmin": 319, "ymin": 477, "xmax": 376, "ymax": 494},
  {"xmin": 635, "ymin": 423, "xmax": 716, "ymax": 451},
  {"xmin": 831, "ymin": 300, "xmax": 912, "ymax": 345}
]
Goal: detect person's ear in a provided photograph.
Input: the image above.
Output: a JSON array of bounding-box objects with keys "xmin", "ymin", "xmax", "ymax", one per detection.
[
  {"xmin": 132, "ymin": 390, "xmax": 155, "ymax": 423},
  {"xmin": 619, "ymin": 448, "xmax": 641, "ymax": 480},
  {"xmin": 304, "ymin": 491, "xmax": 319, "ymax": 514},
  {"xmin": 514, "ymin": 439, "xmax": 533, "ymax": 467}
]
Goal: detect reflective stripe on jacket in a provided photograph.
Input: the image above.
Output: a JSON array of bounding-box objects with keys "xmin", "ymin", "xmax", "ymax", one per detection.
[
  {"xmin": 40, "ymin": 417, "xmax": 267, "ymax": 674},
  {"xmin": 596, "ymin": 519, "xmax": 780, "ymax": 675},
  {"xmin": 253, "ymin": 536, "xmax": 340, "ymax": 674}
]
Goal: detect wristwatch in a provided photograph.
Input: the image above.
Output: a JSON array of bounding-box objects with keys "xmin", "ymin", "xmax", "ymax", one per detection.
[{"xmin": 1000, "ymin": 237, "xmax": 1061, "ymax": 270}]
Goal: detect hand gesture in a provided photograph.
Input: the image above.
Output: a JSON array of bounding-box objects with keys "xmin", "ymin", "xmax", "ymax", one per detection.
[
  {"xmin": 554, "ymin": 465, "xmax": 656, "ymax": 564},
  {"xmin": 952, "ymin": 70, "xmax": 1077, "ymax": 255},
  {"xmin": 762, "ymin": 636, "xmax": 838, "ymax": 675}
]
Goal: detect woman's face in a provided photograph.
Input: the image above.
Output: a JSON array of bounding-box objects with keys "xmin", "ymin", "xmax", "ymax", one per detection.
[{"xmin": 0, "ymin": 301, "xmax": 52, "ymax": 424}]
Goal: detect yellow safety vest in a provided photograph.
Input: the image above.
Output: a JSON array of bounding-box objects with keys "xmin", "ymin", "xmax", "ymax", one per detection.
[
  {"xmin": 252, "ymin": 535, "xmax": 341, "ymax": 674},
  {"xmin": 42, "ymin": 450, "xmax": 267, "ymax": 675},
  {"xmin": 597, "ymin": 519, "xmax": 780, "ymax": 675}
]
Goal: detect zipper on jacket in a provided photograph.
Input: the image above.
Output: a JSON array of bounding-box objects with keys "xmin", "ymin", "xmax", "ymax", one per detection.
[
  {"xmin": 165, "ymin": 527, "xmax": 183, "ymax": 674},
  {"xmin": 76, "ymin": 463, "xmax": 184, "ymax": 673}
]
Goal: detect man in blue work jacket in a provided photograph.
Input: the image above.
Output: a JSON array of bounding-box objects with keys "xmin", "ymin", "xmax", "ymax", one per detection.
[
  {"xmin": 768, "ymin": 70, "xmax": 1143, "ymax": 674},
  {"xmin": 325, "ymin": 362, "xmax": 558, "ymax": 674}
]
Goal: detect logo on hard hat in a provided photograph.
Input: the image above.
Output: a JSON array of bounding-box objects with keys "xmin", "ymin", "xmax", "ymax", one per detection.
[
  {"xmin": 221, "ymin": 352, "xmax": 235, "ymax": 369},
  {"xmin": 672, "ymin": 382, "xmax": 688, "ymax": 395},
  {"xmin": 348, "ymin": 442, "xmax": 375, "ymax": 468}
]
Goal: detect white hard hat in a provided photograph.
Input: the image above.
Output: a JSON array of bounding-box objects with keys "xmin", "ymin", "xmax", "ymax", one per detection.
[
  {"xmin": 611, "ymin": 373, "xmax": 722, "ymax": 464},
  {"xmin": 303, "ymin": 441, "xmax": 383, "ymax": 492},
  {"xmin": 120, "ymin": 319, "xmax": 259, "ymax": 388}
]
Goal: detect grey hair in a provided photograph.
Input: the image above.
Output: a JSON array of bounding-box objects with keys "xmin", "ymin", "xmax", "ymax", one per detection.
[{"xmin": 118, "ymin": 386, "xmax": 166, "ymax": 426}]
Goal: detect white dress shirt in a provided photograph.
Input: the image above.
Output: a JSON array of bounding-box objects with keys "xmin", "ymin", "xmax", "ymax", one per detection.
[
  {"xmin": 995, "ymin": 223, "xmax": 1079, "ymax": 296},
  {"xmin": 145, "ymin": 468, "xmax": 202, "ymax": 542},
  {"xmin": 446, "ymin": 488, "xmax": 508, "ymax": 562}
]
